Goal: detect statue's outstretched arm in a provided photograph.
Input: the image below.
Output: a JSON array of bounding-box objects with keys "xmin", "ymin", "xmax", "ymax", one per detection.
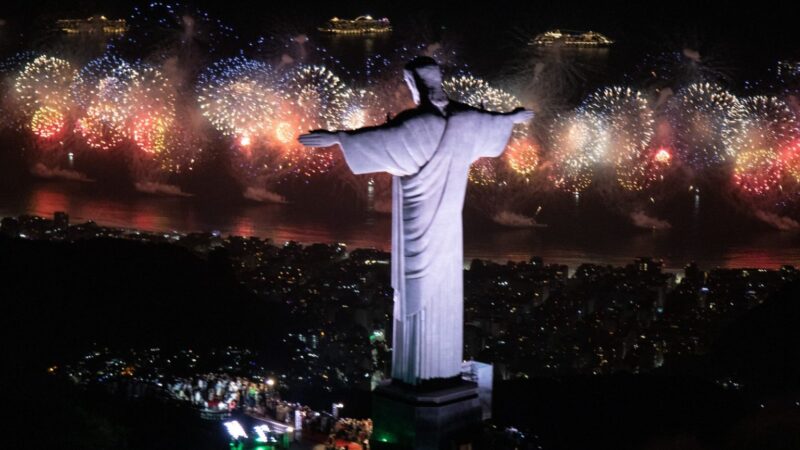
[
  {"xmin": 298, "ymin": 121, "xmax": 400, "ymax": 150},
  {"xmin": 469, "ymin": 107, "xmax": 534, "ymax": 161},
  {"xmin": 483, "ymin": 106, "xmax": 534, "ymax": 124},
  {"xmin": 298, "ymin": 121, "xmax": 411, "ymax": 176},
  {"xmin": 298, "ymin": 129, "xmax": 340, "ymax": 148},
  {"xmin": 509, "ymin": 107, "xmax": 535, "ymax": 124}
]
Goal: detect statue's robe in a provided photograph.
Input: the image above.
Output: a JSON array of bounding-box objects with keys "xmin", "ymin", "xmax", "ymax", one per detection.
[{"xmin": 338, "ymin": 102, "xmax": 516, "ymax": 384}]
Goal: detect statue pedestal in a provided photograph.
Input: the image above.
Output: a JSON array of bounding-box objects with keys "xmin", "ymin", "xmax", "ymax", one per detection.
[{"xmin": 371, "ymin": 379, "xmax": 482, "ymax": 450}]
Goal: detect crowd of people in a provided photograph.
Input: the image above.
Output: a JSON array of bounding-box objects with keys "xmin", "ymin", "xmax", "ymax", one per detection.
[
  {"xmin": 166, "ymin": 373, "xmax": 372, "ymax": 447},
  {"xmin": 168, "ymin": 373, "xmax": 259, "ymax": 412},
  {"xmin": 326, "ymin": 418, "xmax": 373, "ymax": 450}
]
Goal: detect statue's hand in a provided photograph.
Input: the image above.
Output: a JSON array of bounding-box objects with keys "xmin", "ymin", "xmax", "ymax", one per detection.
[
  {"xmin": 510, "ymin": 107, "xmax": 535, "ymax": 124},
  {"xmin": 298, "ymin": 130, "xmax": 340, "ymax": 148}
]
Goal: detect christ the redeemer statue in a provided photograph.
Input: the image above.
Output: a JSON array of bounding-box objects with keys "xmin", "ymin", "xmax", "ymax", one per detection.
[{"xmin": 300, "ymin": 57, "xmax": 533, "ymax": 385}]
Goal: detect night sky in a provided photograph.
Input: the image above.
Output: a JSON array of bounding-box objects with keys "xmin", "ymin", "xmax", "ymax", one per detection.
[
  {"xmin": 2, "ymin": 0, "xmax": 797, "ymax": 93},
  {"xmin": 2, "ymin": 0, "xmax": 798, "ymax": 60}
]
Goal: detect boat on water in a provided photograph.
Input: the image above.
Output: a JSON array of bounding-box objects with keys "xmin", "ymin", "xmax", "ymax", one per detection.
[
  {"xmin": 318, "ymin": 16, "xmax": 392, "ymax": 35},
  {"xmin": 530, "ymin": 29, "xmax": 614, "ymax": 47}
]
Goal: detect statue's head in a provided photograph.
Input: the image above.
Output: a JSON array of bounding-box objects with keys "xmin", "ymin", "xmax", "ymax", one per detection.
[{"xmin": 403, "ymin": 56, "xmax": 448, "ymax": 111}]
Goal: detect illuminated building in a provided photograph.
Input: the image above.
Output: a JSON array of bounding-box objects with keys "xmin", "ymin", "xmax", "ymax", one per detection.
[
  {"xmin": 530, "ymin": 29, "xmax": 614, "ymax": 47},
  {"xmin": 56, "ymin": 15, "xmax": 128, "ymax": 35},
  {"xmin": 318, "ymin": 15, "xmax": 392, "ymax": 35}
]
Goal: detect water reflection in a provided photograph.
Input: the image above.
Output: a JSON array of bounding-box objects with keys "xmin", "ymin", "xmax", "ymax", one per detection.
[{"xmin": 3, "ymin": 181, "xmax": 800, "ymax": 271}]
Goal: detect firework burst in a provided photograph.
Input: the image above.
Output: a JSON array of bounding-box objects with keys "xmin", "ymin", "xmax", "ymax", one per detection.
[
  {"xmin": 781, "ymin": 140, "xmax": 800, "ymax": 184},
  {"xmin": 547, "ymin": 111, "xmax": 608, "ymax": 193},
  {"xmin": 734, "ymin": 147, "xmax": 783, "ymax": 195},
  {"xmin": 582, "ymin": 86, "xmax": 657, "ymax": 190},
  {"xmin": 443, "ymin": 74, "xmax": 520, "ymax": 113},
  {"xmin": 130, "ymin": 113, "xmax": 171, "ymax": 154},
  {"xmin": 30, "ymin": 106, "xmax": 66, "ymax": 139},
  {"xmin": 442, "ymin": 74, "xmax": 532, "ymax": 181},
  {"xmin": 197, "ymin": 57, "xmax": 280, "ymax": 148},
  {"xmin": 342, "ymin": 88, "xmax": 389, "ymax": 130},
  {"xmin": 504, "ymin": 137, "xmax": 540, "ymax": 177},
  {"xmin": 738, "ymin": 96, "xmax": 800, "ymax": 149},
  {"xmin": 76, "ymin": 108, "xmax": 127, "ymax": 150},
  {"xmin": 665, "ymin": 82, "xmax": 746, "ymax": 170},
  {"xmin": 274, "ymin": 65, "xmax": 353, "ymax": 177},
  {"xmin": 154, "ymin": 118, "xmax": 204, "ymax": 173},
  {"xmin": 13, "ymin": 55, "xmax": 76, "ymax": 138},
  {"xmin": 729, "ymin": 96, "xmax": 799, "ymax": 195},
  {"xmin": 71, "ymin": 55, "xmax": 137, "ymax": 109},
  {"xmin": 128, "ymin": 65, "xmax": 177, "ymax": 154},
  {"xmin": 73, "ymin": 55, "xmax": 138, "ymax": 149},
  {"xmin": 467, "ymin": 157, "xmax": 499, "ymax": 186},
  {"xmin": 13, "ymin": 55, "xmax": 75, "ymax": 115},
  {"xmin": 282, "ymin": 64, "xmax": 352, "ymax": 129}
]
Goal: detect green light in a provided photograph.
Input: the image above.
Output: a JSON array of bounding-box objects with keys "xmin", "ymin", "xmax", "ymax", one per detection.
[
  {"xmin": 374, "ymin": 432, "xmax": 396, "ymax": 444},
  {"xmin": 370, "ymin": 330, "xmax": 384, "ymax": 342}
]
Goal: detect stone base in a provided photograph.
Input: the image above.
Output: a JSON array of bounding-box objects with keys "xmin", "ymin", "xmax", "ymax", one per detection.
[{"xmin": 371, "ymin": 379, "xmax": 482, "ymax": 450}]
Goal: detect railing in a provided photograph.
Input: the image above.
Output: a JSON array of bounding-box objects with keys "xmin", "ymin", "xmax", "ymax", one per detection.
[{"xmin": 199, "ymin": 408, "xmax": 233, "ymax": 421}]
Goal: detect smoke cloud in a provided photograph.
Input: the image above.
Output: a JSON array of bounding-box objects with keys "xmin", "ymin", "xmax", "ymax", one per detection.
[
  {"xmin": 31, "ymin": 163, "xmax": 94, "ymax": 182},
  {"xmin": 134, "ymin": 181, "xmax": 193, "ymax": 197},
  {"xmin": 629, "ymin": 211, "xmax": 672, "ymax": 230},
  {"xmin": 754, "ymin": 210, "xmax": 800, "ymax": 231},
  {"xmin": 492, "ymin": 211, "xmax": 544, "ymax": 228},
  {"xmin": 243, "ymin": 186, "xmax": 287, "ymax": 203}
]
